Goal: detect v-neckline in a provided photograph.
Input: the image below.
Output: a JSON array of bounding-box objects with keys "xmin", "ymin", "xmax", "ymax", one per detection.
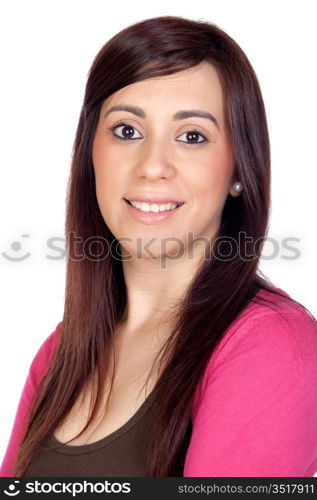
[{"xmin": 47, "ymin": 390, "xmax": 155, "ymax": 455}]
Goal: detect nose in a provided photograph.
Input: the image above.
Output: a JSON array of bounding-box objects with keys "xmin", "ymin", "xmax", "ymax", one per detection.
[{"xmin": 134, "ymin": 137, "xmax": 175, "ymax": 180}]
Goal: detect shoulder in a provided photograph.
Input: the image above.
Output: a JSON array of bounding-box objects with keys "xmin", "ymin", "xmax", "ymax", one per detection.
[
  {"xmin": 28, "ymin": 321, "xmax": 62, "ymax": 390},
  {"xmin": 194, "ymin": 287, "xmax": 317, "ymax": 407},
  {"xmin": 213, "ymin": 286, "xmax": 317, "ymax": 366},
  {"xmin": 186, "ymin": 289, "xmax": 317, "ymax": 477}
]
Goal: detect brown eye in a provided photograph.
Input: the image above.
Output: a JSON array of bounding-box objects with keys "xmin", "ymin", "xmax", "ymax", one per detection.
[
  {"xmin": 109, "ymin": 123, "xmax": 142, "ymax": 140},
  {"xmin": 121, "ymin": 125, "xmax": 135, "ymax": 138},
  {"xmin": 177, "ymin": 130, "xmax": 207, "ymax": 144}
]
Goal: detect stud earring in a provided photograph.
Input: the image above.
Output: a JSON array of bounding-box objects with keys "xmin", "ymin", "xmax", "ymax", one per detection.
[{"xmin": 233, "ymin": 181, "xmax": 243, "ymax": 193}]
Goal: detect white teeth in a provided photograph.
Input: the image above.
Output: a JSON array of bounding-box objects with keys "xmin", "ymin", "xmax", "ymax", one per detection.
[{"xmin": 129, "ymin": 201, "xmax": 179, "ymax": 212}]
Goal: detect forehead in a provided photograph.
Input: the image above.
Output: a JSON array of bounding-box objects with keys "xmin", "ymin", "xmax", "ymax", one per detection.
[{"xmin": 101, "ymin": 62, "xmax": 224, "ymax": 118}]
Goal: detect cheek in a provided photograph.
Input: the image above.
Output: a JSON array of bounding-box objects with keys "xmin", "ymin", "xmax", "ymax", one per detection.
[
  {"xmin": 92, "ymin": 133, "xmax": 110, "ymax": 176},
  {"xmin": 92, "ymin": 135, "xmax": 122, "ymax": 198},
  {"xmin": 182, "ymin": 143, "xmax": 234, "ymax": 206},
  {"xmin": 92, "ymin": 137, "xmax": 124, "ymax": 233}
]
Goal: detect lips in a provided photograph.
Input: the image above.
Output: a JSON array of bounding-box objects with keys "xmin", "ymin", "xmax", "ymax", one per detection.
[
  {"xmin": 124, "ymin": 196, "xmax": 184, "ymax": 224},
  {"xmin": 124, "ymin": 197, "xmax": 185, "ymax": 206},
  {"xmin": 125, "ymin": 199, "xmax": 184, "ymax": 208}
]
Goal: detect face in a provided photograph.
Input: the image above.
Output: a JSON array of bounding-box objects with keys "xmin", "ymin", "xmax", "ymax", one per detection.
[{"xmin": 92, "ymin": 61, "xmax": 239, "ymax": 261}]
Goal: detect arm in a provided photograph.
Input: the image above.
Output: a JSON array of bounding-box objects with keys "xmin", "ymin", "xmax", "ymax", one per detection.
[
  {"xmin": 0, "ymin": 322, "xmax": 61, "ymax": 477},
  {"xmin": 184, "ymin": 309, "xmax": 317, "ymax": 477}
]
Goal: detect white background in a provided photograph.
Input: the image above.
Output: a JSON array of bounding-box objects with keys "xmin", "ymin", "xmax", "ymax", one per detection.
[{"xmin": 0, "ymin": 0, "xmax": 316, "ymax": 475}]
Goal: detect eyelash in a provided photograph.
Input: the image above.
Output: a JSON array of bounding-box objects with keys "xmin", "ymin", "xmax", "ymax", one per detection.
[{"xmin": 108, "ymin": 122, "xmax": 208, "ymax": 145}]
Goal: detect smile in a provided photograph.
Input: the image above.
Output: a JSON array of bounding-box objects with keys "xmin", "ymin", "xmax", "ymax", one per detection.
[
  {"xmin": 126, "ymin": 199, "xmax": 184, "ymax": 212},
  {"xmin": 123, "ymin": 198, "xmax": 185, "ymax": 224}
]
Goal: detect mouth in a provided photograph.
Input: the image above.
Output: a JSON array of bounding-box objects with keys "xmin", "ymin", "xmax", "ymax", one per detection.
[
  {"xmin": 123, "ymin": 197, "xmax": 185, "ymax": 223},
  {"xmin": 124, "ymin": 198, "xmax": 185, "ymax": 210}
]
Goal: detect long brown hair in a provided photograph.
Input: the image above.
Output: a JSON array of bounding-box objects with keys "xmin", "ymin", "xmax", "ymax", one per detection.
[{"xmin": 14, "ymin": 15, "xmax": 310, "ymax": 476}]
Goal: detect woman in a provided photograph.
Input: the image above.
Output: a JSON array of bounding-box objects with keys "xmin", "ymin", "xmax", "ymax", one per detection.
[{"xmin": 1, "ymin": 15, "xmax": 317, "ymax": 478}]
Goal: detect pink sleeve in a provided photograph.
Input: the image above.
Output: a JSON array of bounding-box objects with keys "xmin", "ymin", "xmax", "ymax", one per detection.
[
  {"xmin": 0, "ymin": 322, "xmax": 61, "ymax": 477},
  {"xmin": 184, "ymin": 309, "xmax": 317, "ymax": 477}
]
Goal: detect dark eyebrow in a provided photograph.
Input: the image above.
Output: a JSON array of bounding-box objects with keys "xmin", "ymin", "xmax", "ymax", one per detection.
[
  {"xmin": 173, "ymin": 110, "xmax": 220, "ymax": 130},
  {"xmin": 104, "ymin": 105, "xmax": 220, "ymax": 130}
]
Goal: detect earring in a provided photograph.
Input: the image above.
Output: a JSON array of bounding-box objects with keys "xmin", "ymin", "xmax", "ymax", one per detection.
[{"xmin": 233, "ymin": 181, "xmax": 243, "ymax": 193}]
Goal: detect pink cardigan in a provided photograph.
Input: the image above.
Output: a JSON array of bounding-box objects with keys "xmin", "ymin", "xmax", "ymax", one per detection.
[{"xmin": 1, "ymin": 287, "xmax": 317, "ymax": 477}]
